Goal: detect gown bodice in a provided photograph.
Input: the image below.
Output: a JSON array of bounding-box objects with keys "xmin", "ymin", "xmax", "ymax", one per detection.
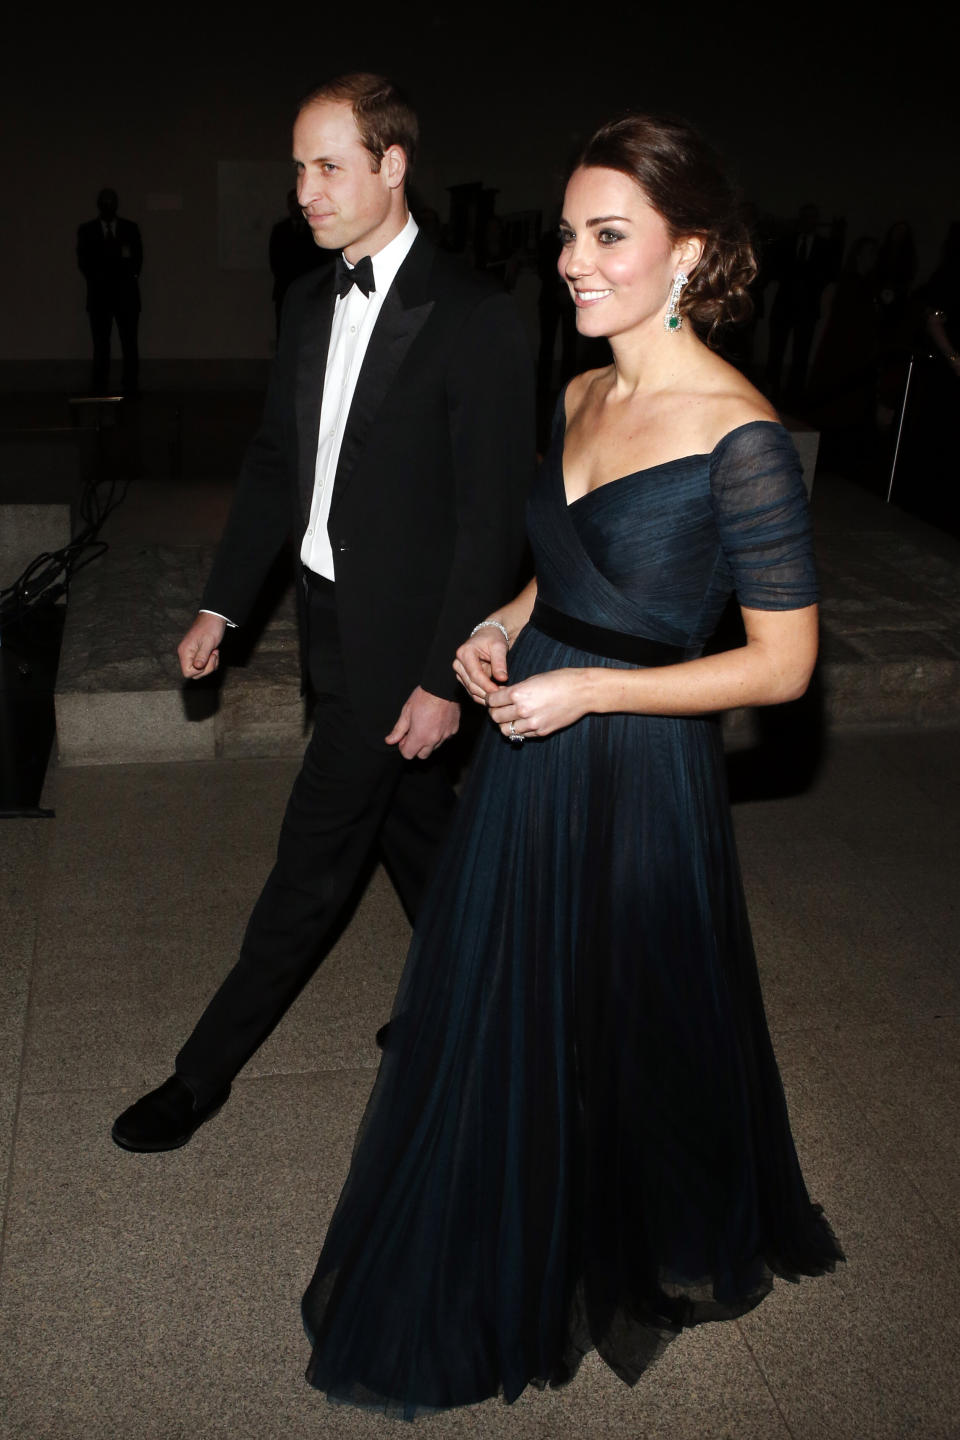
[{"xmin": 528, "ymin": 413, "xmax": 818, "ymax": 653}]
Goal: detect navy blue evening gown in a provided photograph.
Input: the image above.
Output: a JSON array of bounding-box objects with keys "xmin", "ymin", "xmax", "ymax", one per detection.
[{"xmin": 302, "ymin": 413, "xmax": 842, "ymax": 1417}]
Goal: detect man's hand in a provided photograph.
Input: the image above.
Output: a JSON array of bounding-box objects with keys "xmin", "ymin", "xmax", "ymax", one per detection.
[
  {"xmin": 385, "ymin": 686, "xmax": 460, "ymax": 761},
  {"xmin": 177, "ymin": 612, "xmax": 227, "ymax": 679}
]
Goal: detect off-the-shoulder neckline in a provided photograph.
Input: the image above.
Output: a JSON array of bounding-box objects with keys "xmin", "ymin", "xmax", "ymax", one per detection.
[{"xmin": 560, "ymin": 415, "xmax": 789, "ymax": 510}]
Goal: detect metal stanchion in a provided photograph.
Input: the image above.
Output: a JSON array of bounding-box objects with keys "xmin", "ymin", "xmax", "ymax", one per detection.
[{"xmin": 885, "ymin": 356, "xmax": 915, "ymax": 505}]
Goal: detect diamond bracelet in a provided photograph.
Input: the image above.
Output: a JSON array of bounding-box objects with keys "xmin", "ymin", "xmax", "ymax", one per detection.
[{"xmin": 469, "ymin": 619, "xmax": 509, "ymax": 646}]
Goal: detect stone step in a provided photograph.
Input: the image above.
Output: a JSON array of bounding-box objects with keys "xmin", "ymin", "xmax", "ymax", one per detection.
[
  {"xmin": 51, "ymin": 474, "xmax": 305, "ymax": 765},
  {"xmin": 50, "ymin": 470, "xmax": 960, "ymax": 767},
  {"xmin": 55, "ymin": 532, "xmax": 306, "ymax": 766},
  {"xmin": 0, "ymin": 433, "xmax": 81, "ymax": 590}
]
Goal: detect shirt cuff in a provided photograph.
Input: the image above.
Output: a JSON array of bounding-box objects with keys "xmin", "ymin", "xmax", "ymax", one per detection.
[{"xmin": 200, "ymin": 608, "xmax": 237, "ymax": 628}]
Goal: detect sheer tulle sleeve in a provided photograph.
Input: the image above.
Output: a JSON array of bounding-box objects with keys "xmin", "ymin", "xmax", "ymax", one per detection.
[{"xmin": 710, "ymin": 423, "xmax": 817, "ymax": 611}]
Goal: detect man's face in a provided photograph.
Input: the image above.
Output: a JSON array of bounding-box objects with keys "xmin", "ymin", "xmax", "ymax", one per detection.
[{"xmin": 293, "ymin": 100, "xmax": 400, "ymax": 261}]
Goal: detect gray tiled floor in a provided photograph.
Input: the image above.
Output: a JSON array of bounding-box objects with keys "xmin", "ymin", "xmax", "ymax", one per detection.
[{"xmin": 1, "ymin": 730, "xmax": 958, "ymax": 1438}]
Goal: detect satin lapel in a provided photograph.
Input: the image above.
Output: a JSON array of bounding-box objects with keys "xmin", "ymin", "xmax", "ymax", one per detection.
[
  {"xmin": 294, "ymin": 270, "xmax": 336, "ymax": 522},
  {"xmin": 330, "ymin": 239, "xmax": 435, "ymax": 515}
]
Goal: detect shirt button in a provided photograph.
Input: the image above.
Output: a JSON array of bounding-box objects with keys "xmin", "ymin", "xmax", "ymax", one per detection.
[
  {"xmin": 349, "ymin": 325, "xmax": 357, "ymax": 334},
  {"xmin": 307, "ymin": 527, "xmax": 313, "ymax": 535}
]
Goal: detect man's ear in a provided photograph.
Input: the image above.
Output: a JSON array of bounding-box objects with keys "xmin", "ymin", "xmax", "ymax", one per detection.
[{"xmin": 381, "ymin": 144, "xmax": 407, "ymax": 191}]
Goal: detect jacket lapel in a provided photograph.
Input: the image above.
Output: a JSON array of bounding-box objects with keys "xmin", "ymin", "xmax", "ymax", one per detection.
[
  {"xmin": 329, "ymin": 235, "xmax": 435, "ymax": 516},
  {"xmin": 295, "ymin": 268, "xmax": 336, "ymax": 521}
]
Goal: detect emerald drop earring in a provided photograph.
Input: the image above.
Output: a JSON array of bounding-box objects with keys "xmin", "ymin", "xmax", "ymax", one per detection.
[{"xmin": 664, "ymin": 272, "xmax": 688, "ymax": 332}]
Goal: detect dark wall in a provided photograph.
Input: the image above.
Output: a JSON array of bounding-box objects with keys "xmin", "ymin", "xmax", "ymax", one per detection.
[{"xmin": 2, "ymin": 4, "xmax": 953, "ymax": 366}]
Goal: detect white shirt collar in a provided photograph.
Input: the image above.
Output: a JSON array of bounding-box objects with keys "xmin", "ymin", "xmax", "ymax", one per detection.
[{"xmin": 341, "ymin": 211, "xmax": 418, "ymax": 296}]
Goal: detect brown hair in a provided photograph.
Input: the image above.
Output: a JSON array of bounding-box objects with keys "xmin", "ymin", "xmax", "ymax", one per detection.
[
  {"xmin": 299, "ymin": 73, "xmax": 418, "ymax": 173},
  {"xmin": 576, "ymin": 114, "xmax": 756, "ymax": 345}
]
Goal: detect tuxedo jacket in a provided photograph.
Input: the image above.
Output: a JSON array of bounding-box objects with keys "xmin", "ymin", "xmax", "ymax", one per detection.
[
  {"xmin": 77, "ymin": 217, "xmax": 143, "ymax": 312},
  {"xmin": 202, "ymin": 234, "xmax": 535, "ymax": 739}
]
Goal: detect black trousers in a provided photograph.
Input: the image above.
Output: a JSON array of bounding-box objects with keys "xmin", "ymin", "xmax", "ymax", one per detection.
[
  {"xmin": 176, "ymin": 577, "xmax": 457, "ymax": 1105},
  {"xmin": 766, "ymin": 302, "xmax": 817, "ymax": 400},
  {"xmin": 89, "ymin": 299, "xmax": 139, "ymax": 395}
]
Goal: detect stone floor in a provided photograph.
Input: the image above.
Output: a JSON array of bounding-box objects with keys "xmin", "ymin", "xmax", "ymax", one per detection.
[
  {"xmin": 812, "ymin": 481, "xmax": 960, "ymax": 728},
  {"xmin": 1, "ymin": 728, "xmax": 958, "ymax": 1439}
]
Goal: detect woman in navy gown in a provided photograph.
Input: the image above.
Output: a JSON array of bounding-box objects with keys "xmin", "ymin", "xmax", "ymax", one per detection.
[{"xmin": 302, "ymin": 113, "xmax": 842, "ymax": 1418}]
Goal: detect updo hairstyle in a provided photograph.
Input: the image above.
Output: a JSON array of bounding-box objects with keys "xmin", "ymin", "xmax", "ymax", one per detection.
[{"xmin": 576, "ymin": 114, "xmax": 756, "ymax": 345}]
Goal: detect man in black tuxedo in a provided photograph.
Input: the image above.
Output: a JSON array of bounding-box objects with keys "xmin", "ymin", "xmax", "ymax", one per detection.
[
  {"xmin": 76, "ymin": 188, "xmax": 142, "ymax": 397},
  {"xmin": 112, "ymin": 74, "xmax": 533, "ymax": 1151}
]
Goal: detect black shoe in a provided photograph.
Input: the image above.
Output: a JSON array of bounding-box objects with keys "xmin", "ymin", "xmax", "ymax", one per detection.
[
  {"xmin": 111, "ymin": 1075, "xmax": 230, "ymax": 1152},
  {"xmin": 375, "ymin": 1022, "xmax": 390, "ymax": 1050}
]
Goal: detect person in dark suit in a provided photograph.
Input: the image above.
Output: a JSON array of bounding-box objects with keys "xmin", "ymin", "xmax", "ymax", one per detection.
[
  {"xmin": 111, "ymin": 73, "xmax": 534, "ymax": 1152},
  {"xmin": 269, "ymin": 187, "xmax": 333, "ymax": 337},
  {"xmin": 76, "ymin": 188, "xmax": 142, "ymax": 397},
  {"xmin": 765, "ymin": 203, "xmax": 843, "ymax": 405}
]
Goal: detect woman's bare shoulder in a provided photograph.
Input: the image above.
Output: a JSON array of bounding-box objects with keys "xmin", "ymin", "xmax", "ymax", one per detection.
[
  {"xmin": 564, "ymin": 366, "xmax": 613, "ymax": 423},
  {"xmin": 693, "ymin": 357, "xmax": 780, "ymax": 448}
]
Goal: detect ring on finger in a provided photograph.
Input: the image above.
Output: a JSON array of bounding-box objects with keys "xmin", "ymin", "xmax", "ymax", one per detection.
[{"xmin": 507, "ymin": 720, "xmax": 524, "ymax": 745}]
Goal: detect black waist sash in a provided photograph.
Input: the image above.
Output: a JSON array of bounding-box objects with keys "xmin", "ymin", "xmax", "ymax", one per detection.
[{"xmin": 529, "ymin": 599, "xmax": 687, "ymax": 667}]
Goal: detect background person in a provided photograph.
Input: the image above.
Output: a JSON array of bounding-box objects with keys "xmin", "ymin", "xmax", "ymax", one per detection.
[
  {"xmin": 76, "ymin": 187, "xmax": 142, "ymax": 397},
  {"xmin": 268, "ymin": 187, "xmax": 333, "ymax": 337}
]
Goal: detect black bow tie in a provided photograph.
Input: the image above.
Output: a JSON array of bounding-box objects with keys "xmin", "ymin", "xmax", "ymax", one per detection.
[{"xmin": 335, "ymin": 253, "xmax": 375, "ymax": 298}]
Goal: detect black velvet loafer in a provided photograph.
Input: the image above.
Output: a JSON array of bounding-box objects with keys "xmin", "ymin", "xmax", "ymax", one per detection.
[{"xmin": 111, "ymin": 1075, "xmax": 230, "ymax": 1152}]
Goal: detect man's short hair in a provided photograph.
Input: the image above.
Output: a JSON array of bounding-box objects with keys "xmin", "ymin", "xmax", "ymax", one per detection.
[{"xmin": 299, "ymin": 73, "xmax": 418, "ymax": 172}]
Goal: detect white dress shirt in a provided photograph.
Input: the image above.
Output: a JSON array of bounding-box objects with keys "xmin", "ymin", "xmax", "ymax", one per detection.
[{"xmin": 300, "ymin": 212, "xmax": 419, "ymax": 580}]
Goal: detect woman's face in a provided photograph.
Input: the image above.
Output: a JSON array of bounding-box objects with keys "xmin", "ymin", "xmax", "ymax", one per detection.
[{"xmin": 558, "ymin": 166, "xmax": 693, "ymax": 341}]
